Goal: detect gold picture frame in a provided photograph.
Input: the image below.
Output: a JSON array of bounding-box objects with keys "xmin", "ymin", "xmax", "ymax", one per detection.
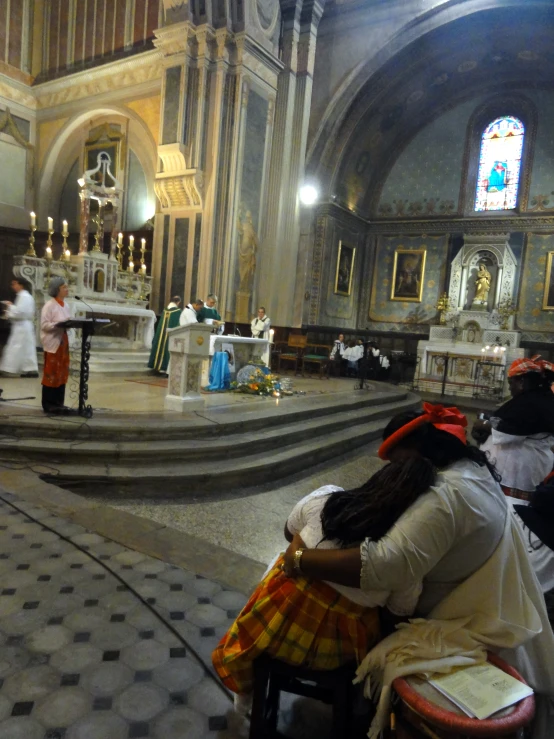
[
  {"xmin": 542, "ymin": 252, "xmax": 554, "ymax": 310},
  {"xmin": 334, "ymin": 241, "xmax": 356, "ymax": 296},
  {"xmin": 391, "ymin": 248, "xmax": 427, "ymax": 302}
]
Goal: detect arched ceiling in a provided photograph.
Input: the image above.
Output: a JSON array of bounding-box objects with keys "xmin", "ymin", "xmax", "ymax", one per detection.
[{"xmin": 325, "ymin": 4, "xmax": 554, "ymax": 218}]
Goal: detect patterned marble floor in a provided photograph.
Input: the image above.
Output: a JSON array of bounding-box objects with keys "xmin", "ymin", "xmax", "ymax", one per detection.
[{"xmin": 0, "ymin": 488, "xmax": 254, "ymax": 739}]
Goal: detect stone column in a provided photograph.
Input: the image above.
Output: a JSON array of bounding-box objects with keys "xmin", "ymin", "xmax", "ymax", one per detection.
[{"xmin": 165, "ymin": 322, "xmax": 212, "ymax": 412}]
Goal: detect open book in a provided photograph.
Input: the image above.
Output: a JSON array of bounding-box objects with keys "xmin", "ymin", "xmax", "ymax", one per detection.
[{"xmin": 429, "ymin": 663, "xmax": 533, "ymax": 720}]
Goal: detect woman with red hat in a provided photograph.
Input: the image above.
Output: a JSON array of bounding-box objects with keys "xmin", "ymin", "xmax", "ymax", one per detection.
[{"xmin": 473, "ymin": 356, "xmax": 554, "ymax": 502}]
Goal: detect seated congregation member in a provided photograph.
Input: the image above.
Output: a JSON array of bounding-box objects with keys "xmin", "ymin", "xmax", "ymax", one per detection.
[
  {"xmin": 329, "ymin": 332, "xmax": 346, "ymax": 376},
  {"xmin": 148, "ymin": 296, "xmax": 181, "ymax": 374},
  {"xmin": 473, "ymin": 356, "xmax": 554, "ymax": 500},
  {"xmin": 343, "ymin": 339, "xmax": 363, "ymax": 376},
  {"xmin": 212, "ymin": 456, "xmax": 435, "ymax": 708},
  {"xmin": 179, "ymin": 298, "xmax": 204, "ymax": 327},
  {"xmin": 251, "ymin": 306, "xmax": 271, "ymax": 338},
  {"xmin": 283, "ymin": 404, "xmax": 554, "ymax": 738},
  {"xmin": 513, "ymin": 472, "xmax": 554, "ymax": 594}
]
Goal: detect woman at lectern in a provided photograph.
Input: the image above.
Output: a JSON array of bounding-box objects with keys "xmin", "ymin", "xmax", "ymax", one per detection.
[{"xmin": 40, "ymin": 277, "xmax": 71, "ymax": 414}]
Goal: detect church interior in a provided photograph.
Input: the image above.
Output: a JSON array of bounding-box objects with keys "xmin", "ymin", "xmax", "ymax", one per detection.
[{"xmin": 0, "ymin": 1, "xmax": 554, "ymax": 738}]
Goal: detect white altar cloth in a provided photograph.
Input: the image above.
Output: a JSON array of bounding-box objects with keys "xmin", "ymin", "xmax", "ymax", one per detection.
[{"xmin": 68, "ymin": 300, "xmax": 156, "ymax": 348}]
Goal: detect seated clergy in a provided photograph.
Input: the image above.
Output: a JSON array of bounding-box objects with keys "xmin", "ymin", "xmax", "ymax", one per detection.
[
  {"xmin": 179, "ymin": 298, "xmax": 204, "ymax": 326},
  {"xmin": 251, "ymin": 306, "xmax": 271, "ymax": 338},
  {"xmin": 197, "ymin": 294, "xmax": 222, "ymax": 325}
]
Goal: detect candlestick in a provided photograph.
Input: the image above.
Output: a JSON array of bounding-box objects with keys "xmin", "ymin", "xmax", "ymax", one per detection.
[
  {"xmin": 61, "ymin": 219, "xmax": 70, "ymax": 259},
  {"xmin": 46, "ymin": 220, "xmax": 54, "ymax": 263},
  {"xmin": 26, "ymin": 218, "xmax": 37, "ymax": 257},
  {"xmin": 48, "ymin": 216, "xmax": 53, "ymax": 231},
  {"xmin": 62, "ymin": 220, "xmax": 69, "ymax": 237}
]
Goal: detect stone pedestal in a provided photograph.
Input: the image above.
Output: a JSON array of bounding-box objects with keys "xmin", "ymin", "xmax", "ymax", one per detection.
[
  {"xmin": 235, "ymin": 290, "xmax": 251, "ymax": 323},
  {"xmin": 165, "ymin": 322, "xmax": 212, "ymax": 412}
]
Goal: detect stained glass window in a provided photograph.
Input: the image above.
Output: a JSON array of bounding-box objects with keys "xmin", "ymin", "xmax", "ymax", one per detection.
[{"xmin": 474, "ymin": 116, "xmax": 525, "ymax": 212}]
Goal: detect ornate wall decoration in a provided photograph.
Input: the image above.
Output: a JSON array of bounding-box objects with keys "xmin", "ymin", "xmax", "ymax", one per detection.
[
  {"xmin": 517, "ymin": 233, "xmax": 554, "ymax": 331},
  {"xmin": 255, "ymin": 0, "xmax": 279, "ymax": 35},
  {"xmin": 333, "ymin": 242, "xmax": 356, "ymax": 296},
  {"xmin": 308, "ymin": 215, "xmax": 327, "ymax": 325},
  {"xmin": 542, "ymin": 252, "xmax": 554, "ymax": 310},
  {"xmin": 390, "ymin": 248, "xmax": 426, "ymax": 302}
]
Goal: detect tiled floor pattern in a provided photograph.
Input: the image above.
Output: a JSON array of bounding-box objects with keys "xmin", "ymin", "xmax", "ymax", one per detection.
[{"xmin": 0, "ymin": 488, "xmax": 255, "ymax": 739}]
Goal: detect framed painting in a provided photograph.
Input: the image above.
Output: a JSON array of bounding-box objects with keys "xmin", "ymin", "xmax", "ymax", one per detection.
[
  {"xmin": 334, "ymin": 242, "xmax": 356, "ymax": 296},
  {"xmin": 542, "ymin": 252, "xmax": 554, "ymax": 310},
  {"xmin": 391, "ymin": 248, "xmax": 426, "ymax": 302}
]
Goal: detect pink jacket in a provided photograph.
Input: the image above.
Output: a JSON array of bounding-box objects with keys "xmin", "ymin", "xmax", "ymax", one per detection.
[{"xmin": 41, "ymin": 298, "xmax": 71, "ymax": 354}]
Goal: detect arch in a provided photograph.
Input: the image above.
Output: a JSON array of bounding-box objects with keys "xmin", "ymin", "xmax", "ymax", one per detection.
[
  {"xmin": 37, "ymin": 104, "xmax": 158, "ymax": 228},
  {"xmin": 308, "ymin": 0, "xmax": 552, "ymax": 197}
]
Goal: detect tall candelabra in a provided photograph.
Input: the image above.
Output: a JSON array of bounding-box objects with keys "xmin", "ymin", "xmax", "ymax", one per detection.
[
  {"xmin": 139, "ymin": 238, "xmax": 147, "ymax": 301},
  {"xmin": 26, "ymin": 211, "xmax": 37, "ymax": 256},
  {"xmin": 116, "ymin": 233, "xmax": 124, "ymax": 270}
]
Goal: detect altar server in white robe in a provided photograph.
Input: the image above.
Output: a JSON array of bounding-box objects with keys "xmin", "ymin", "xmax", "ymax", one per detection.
[
  {"xmin": 179, "ymin": 298, "xmax": 204, "ymax": 327},
  {"xmin": 0, "ymin": 278, "xmax": 39, "ymax": 376},
  {"xmin": 251, "ymin": 306, "xmax": 271, "ymax": 339}
]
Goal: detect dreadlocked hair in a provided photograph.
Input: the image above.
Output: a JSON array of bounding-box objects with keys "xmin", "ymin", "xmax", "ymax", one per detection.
[
  {"xmin": 382, "ymin": 410, "xmax": 501, "ymax": 482},
  {"xmin": 320, "ymin": 456, "xmax": 436, "ymax": 548}
]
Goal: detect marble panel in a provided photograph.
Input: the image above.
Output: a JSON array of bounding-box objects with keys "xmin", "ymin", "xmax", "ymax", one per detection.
[{"xmin": 162, "ymin": 67, "xmax": 182, "ymax": 146}]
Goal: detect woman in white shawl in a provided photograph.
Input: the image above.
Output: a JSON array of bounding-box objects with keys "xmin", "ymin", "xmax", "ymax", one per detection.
[
  {"xmin": 41, "ymin": 277, "xmax": 72, "ymax": 414},
  {"xmin": 283, "ymin": 404, "xmax": 554, "ymax": 738},
  {"xmin": 0, "ymin": 278, "xmax": 38, "ymax": 376}
]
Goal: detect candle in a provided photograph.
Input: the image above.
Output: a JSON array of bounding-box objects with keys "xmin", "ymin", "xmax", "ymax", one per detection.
[
  {"xmin": 65, "ymin": 249, "xmax": 71, "ymax": 260},
  {"xmin": 48, "ymin": 216, "xmax": 53, "ymax": 231},
  {"xmin": 269, "ymin": 329, "xmax": 275, "ymax": 343},
  {"xmin": 45, "ymin": 246, "xmax": 52, "ymax": 259},
  {"xmin": 141, "ymin": 263, "xmax": 147, "ymax": 273},
  {"xmin": 62, "ymin": 220, "xmax": 68, "ymax": 237},
  {"xmin": 129, "ymin": 235, "xmax": 134, "ymax": 248},
  {"xmin": 118, "ymin": 232, "xmax": 123, "ymax": 245},
  {"xmin": 141, "ymin": 238, "xmax": 146, "ymax": 251},
  {"xmin": 30, "ymin": 211, "xmax": 36, "ymax": 228},
  {"xmin": 128, "ymin": 261, "xmax": 134, "ymax": 273}
]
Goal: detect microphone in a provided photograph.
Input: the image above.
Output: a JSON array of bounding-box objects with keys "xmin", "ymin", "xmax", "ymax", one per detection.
[{"xmin": 75, "ymin": 295, "xmax": 95, "ymax": 321}]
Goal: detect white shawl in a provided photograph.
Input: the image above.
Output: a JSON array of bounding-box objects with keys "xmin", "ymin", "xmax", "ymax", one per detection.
[{"xmin": 355, "ymin": 509, "xmax": 554, "ymax": 738}]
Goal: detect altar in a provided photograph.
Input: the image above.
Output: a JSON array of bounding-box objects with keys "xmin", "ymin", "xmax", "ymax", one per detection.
[{"xmin": 417, "ymin": 234, "xmax": 525, "ymax": 399}]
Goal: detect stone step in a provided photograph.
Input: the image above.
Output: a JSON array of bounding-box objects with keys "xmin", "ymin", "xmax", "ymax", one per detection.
[
  {"xmin": 1, "ymin": 395, "xmax": 417, "ymax": 464},
  {"xmin": 41, "ymin": 416, "xmax": 397, "ymax": 495},
  {"xmin": 0, "ymin": 387, "xmax": 412, "ymax": 441}
]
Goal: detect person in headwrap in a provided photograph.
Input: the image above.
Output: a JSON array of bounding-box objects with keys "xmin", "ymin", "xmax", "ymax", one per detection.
[
  {"xmin": 40, "ymin": 277, "xmax": 72, "ymax": 414},
  {"xmin": 472, "ymin": 356, "xmax": 554, "ymax": 500}
]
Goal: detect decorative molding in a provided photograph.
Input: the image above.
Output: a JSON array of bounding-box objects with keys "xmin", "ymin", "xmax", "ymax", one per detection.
[
  {"xmin": 33, "ymin": 51, "xmax": 163, "ymax": 110},
  {"xmin": 155, "ymin": 143, "xmax": 203, "ymax": 209},
  {"xmin": 367, "ymin": 215, "xmax": 554, "ymax": 235},
  {"xmin": 308, "ymin": 214, "xmax": 327, "ymax": 325},
  {"xmin": 0, "ymin": 108, "xmax": 33, "ymax": 148},
  {"xmin": 0, "ymin": 74, "xmax": 36, "ymax": 109}
]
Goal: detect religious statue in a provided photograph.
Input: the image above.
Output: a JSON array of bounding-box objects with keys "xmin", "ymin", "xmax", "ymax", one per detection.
[
  {"xmin": 237, "ymin": 209, "xmax": 258, "ymax": 292},
  {"xmin": 474, "ymin": 263, "xmax": 491, "ymax": 304}
]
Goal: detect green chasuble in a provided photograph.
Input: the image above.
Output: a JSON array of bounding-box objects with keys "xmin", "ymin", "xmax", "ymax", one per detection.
[
  {"xmin": 148, "ymin": 306, "xmax": 182, "ymax": 373},
  {"xmin": 197, "ymin": 305, "xmax": 221, "ymax": 322}
]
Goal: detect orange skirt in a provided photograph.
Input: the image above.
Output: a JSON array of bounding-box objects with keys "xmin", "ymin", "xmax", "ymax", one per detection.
[
  {"xmin": 42, "ymin": 333, "xmax": 69, "ymax": 388},
  {"xmin": 212, "ymin": 555, "xmax": 380, "ymax": 694}
]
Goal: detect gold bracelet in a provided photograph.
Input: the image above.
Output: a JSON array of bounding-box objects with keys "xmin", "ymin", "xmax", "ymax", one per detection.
[{"xmin": 293, "ymin": 548, "xmax": 305, "ymax": 574}]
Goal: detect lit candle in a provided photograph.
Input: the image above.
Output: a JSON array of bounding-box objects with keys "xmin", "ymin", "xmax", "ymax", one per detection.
[
  {"xmin": 118, "ymin": 232, "xmax": 123, "ymax": 245},
  {"xmin": 141, "ymin": 263, "xmax": 147, "ymax": 273},
  {"xmin": 128, "ymin": 261, "xmax": 134, "ymax": 273},
  {"xmin": 65, "ymin": 249, "xmax": 71, "ymax": 260},
  {"xmin": 30, "ymin": 211, "xmax": 36, "ymax": 228},
  {"xmin": 269, "ymin": 328, "xmax": 275, "ymax": 343},
  {"xmin": 141, "ymin": 238, "xmax": 146, "ymax": 251},
  {"xmin": 62, "ymin": 220, "xmax": 68, "ymax": 237},
  {"xmin": 45, "ymin": 246, "xmax": 52, "ymax": 259},
  {"xmin": 48, "ymin": 216, "xmax": 53, "ymax": 231},
  {"xmin": 129, "ymin": 235, "xmax": 134, "ymax": 248}
]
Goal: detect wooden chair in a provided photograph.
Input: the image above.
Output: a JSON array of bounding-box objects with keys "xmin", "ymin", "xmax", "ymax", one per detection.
[
  {"xmin": 249, "ymin": 656, "xmax": 358, "ymax": 739},
  {"xmin": 302, "ymin": 343, "xmax": 332, "ymax": 379},
  {"xmin": 276, "ymin": 334, "xmax": 307, "ymax": 375}
]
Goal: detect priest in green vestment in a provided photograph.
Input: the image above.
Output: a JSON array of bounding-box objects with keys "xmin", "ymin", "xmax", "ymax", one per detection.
[
  {"xmin": 148, "ymin": 297, "xmax": 182, "ymax": 374},
  {"xmin": 196, "ymin": 294, "xmax": 222, "ymax": 323}
]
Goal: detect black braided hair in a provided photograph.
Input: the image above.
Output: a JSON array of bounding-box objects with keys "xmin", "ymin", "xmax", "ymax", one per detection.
[
  {"xmin": 320, "ymin": 456, "xmax": 436, "ymax": 547},
  {"xmin": 382, "ymin": 410, "xmax": 501, "ymax": 482}
]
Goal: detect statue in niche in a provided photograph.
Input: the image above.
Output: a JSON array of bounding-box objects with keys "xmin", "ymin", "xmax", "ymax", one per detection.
[
  {"xmin": 237, "ymin": 209, "xmax": 259, "ymax": 292},
  {"xmin": 473, "ymin": 263, "xmax": 492, "ymax": 305}
]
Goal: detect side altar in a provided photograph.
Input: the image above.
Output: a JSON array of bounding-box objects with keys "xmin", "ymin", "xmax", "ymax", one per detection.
[
  {"xmin": 417, "ymin": 234, "xmax": 524, "ymax": 398},
  {"xmin": 13, "ymin": 150, "xmax": 155, "ymax": 373}
]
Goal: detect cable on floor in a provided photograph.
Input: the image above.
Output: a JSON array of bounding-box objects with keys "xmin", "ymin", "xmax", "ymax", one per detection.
[{"xmin": 0, "ymin": 492, "xmax": 234, "ymax": 705}]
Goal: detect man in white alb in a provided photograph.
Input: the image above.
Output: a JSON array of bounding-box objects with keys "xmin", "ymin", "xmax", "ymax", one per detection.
[
  {"xmin": 179, "ymin": 298, "xmax": 204, "ymax": 326},
  {"xmin": 0, "ymin": 278, "xmax": 39, "ymax": 377},
  {"xmin": 251, "ymin": 306, "xmax": 271, "ymax": 339}
]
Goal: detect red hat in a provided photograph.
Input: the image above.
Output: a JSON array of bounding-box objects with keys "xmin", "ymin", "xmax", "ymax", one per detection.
[
  {"xmin": 508, "ymin": 357, "xmax": 542, "ymax": 378},
  {"xmin": 378, "ymin": 402, "xmax": 468, "ymax": 461}
]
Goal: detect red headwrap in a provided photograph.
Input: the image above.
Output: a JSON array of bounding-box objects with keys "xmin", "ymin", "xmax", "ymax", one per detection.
[
  {"xmin": 508, "ymin": 357, "xmax": 542, "ymax": 378},
  {"xmin": 378, "ymin": 402, "xmax": 468, "ymax": 461}
]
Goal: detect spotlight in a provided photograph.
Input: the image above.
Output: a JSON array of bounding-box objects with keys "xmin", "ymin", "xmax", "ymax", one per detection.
[{"xmin": 299, "ymin": 184, "xmax": 318, "ymax": 206}]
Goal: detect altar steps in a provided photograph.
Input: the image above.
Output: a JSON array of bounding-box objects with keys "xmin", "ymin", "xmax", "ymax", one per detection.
[
  {"xmin": 0, "ymin": 387, "xmax": 419, "ymax": 494},
  {"xmin": 88, "ymin": 349, "xmax": 151, "ymax": 374}
]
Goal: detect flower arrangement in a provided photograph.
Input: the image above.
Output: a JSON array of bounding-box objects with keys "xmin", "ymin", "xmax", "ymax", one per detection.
[{"xmin": 232, "ymin": 367, "xmax": 281, "ymax": 396}]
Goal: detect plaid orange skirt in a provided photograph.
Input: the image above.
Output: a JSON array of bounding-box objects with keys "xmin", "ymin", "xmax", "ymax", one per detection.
[
  {"xmin": 42, "ymin": 333, "xmax": 69, "ymax": 388},
  {"xmin": 212, "ymin": 555, "xmax": 380, "ymax": 694}
]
